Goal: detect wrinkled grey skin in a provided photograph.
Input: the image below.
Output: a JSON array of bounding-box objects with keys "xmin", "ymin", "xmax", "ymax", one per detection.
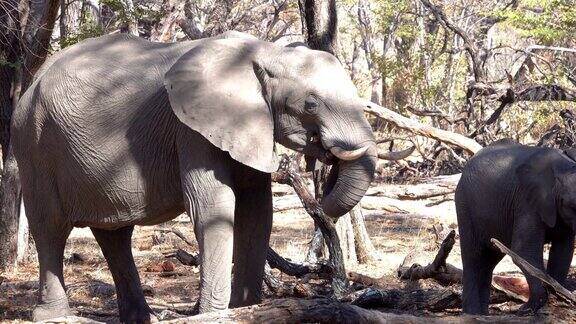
[
  {"xmin": 12, "ymin": 32, "xmax": 377, "ymax": 322},
  {"xmin": 456, "ymin": 139, "xmax": 576, "ymax": 315}
]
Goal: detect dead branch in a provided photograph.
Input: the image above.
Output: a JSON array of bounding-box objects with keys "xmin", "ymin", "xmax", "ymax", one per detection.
[
  {"xmin": 419, "ymin": 0, "xmax": 484, "ymax": 82},
  {"xmin": 266, "ymin": 247, "xmax": 329, "ymax": 278},
  {"xmin": 165, "ymin": 249, "xmax": 199, "ymax": 267},
  {"xmin": 491, "ymin": 238, "xmax": 576, "ymax": 304},
  {"xmin": 363, "ymin": 100, "xmax": 482, "ymax": 154},
  {"xmin": 272, "ymin": 155, "xmax": 348, "ymax": 297},
  {"xmin": 471, "ymin": 85, "xmax": 576, "ymax": 138},
  {"xmin": 425, "ymin": 196, "xmax": 454, "ymax": 207},
  {"xmin": 156, "ymin": 228, "xmax": 195, "ymax": 247},
  {"xmin": 378, "ymin": 145, "xmax": 415, "ymax": 160},
  {"xmin": 263, "ymin": 263, "xmax": 299, "ymax": 296},
  {"xmin": 397, "ymin": 230, "xmax": 462, "ymax": 286}
]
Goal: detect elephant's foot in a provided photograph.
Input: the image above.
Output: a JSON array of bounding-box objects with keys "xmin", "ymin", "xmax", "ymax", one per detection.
[
  {"xmin": 32, "ymin": 297, "xmax": 73, "ymax": 321},
  {"xmin": 118, "ymin": 299, "xmax": 153, "ymax": 323}
]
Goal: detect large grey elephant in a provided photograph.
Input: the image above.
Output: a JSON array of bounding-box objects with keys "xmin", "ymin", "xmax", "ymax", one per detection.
[
  {"xmin": 12, "ymin": 32, "xmax": 379, "ymax": 322},
  {"xmin": 456, "ymin": 139, "xmax": 576, "ymax": 315}
]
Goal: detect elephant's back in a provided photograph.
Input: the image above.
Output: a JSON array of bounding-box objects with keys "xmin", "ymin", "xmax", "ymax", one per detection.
[
  {"xmin": 456, "ymin": 144, "xmax": 545, "ymax": 242},
  {"xmin": 14, "ymin": 34, "xmax": 196, "ymax": 139},
  {"xmin": 463, "ymin": 144, "xmax": 542, "ymax": 181},
  {"xmin": 14, "ymin": 34, "xmax": 194, "ymax": 227}
]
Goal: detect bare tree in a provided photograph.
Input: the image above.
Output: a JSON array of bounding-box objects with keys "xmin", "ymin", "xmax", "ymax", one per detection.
[
  {"xmin": 298, "ymin": 0, "xmax": 378, "ymax": 266},
  {"xmin": 0, "ymin": 0, "xmax": 60, "ymax": 271}
]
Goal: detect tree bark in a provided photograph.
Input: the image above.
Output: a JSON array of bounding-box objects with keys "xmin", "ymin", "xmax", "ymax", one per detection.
[
  {"xmin": 0, "ymin": 147, "xmax": 21, "ymax": 271},
  {"xmin": 0, "ymin": 0, "xmax": 60, "ymax": 272},
  {"xmin": 298, "ymin": 0, "xmax": 339, "ymax": 56},
  {"xmin": 273, "ymin": 156, "xmax": 348, "ymax": 297},
  {"xmin": 350, "ymin": 207, "xmax": 378, "ymax": 264}
]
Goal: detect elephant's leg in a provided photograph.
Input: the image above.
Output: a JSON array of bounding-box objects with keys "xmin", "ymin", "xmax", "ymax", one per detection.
[
  {"xmin": 178, "ymin": 133, "xmax": 236, "ymax": 313},
  {"xmin": 546, "ymin": 232, "xmax": 575, "ymax": 284},
  {"xmin": 30, "ymin": 226, "xmax": 73, "ymax": 321},
  {"xmin": 461, "ymin": 247, "xmax": 500, "ymax": 315},
  {"xmin": 91, "ymin": 226, "xmax": 151, "ymax": 322},
  {"xmin": 22, "ymin": 172, "xmax": 73, "ymax": 321},
  {"xmin": 512, "ymin": 225, "xmax": 547, "ymax": 314},
  {"xmin": 230, "ymin": 173, "xmax": 273, "ymax": 308},
  {"xmin": 458, "ymin": 203, "xmax": 490, "ymax": 315},
  {"xmin": 477, "ymin": 251, "xmax": 503, "ymax": 312},
  {"xmin": 187, "ymin": 184, "xmax": 235, "ymax": 313}
]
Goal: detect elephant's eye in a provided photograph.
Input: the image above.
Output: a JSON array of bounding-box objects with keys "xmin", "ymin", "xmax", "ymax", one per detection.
[{"xmin": 304, "ymin": 97, "xmax": 319, "ymax": 113}]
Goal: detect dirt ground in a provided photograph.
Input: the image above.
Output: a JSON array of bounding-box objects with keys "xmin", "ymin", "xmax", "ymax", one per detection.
[{"xmin": 0, "ymin": 180, "xmax": 574, "ymax": 323}]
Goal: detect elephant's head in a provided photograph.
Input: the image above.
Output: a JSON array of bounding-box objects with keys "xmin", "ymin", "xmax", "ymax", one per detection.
[
  {"xmin": 164, "ymin": 38, "xmax": 377, "ymax": 217},
  {"xmin": 517, "ymin": 148, "xmax": 576, "ymax": 230}
]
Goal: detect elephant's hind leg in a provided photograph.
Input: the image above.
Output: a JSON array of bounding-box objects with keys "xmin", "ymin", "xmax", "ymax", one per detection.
[
  {"xmin": 230, "ymin": 172, "xmax": 273, "ymax": 308},
  {"xmin": 461, "ymin": 247, "xmax": 500, "ymax": 315},
  {"xmin": 30, "ymin": 224, "xmax": 73, "ymax": 321},
  {"xmin": 21, "ymin": 170, "xmax": 73, "ymax": 321},
  {"xmin": 91, "ymin": 226, "xmax": 151, "ymax": 322}
]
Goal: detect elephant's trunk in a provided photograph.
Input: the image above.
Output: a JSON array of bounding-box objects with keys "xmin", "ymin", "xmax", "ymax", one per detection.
[{"xmin": 321, "ymin": 143, "xmax": 377, "ymax": 218}]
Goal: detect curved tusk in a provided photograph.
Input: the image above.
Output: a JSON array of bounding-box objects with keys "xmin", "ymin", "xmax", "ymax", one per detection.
[
  {"xmin": 329, "ymin": 145, "xmax": 371, "ymax": 161},
  {"xmin": 378, "ymin": 145, "xmax": 415, "ymax": 161}
]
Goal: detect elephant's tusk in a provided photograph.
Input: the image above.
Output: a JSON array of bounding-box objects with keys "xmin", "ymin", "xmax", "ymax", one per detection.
[{"xmin": 329, "ymin": 145, "xmax": 371, "ymax": 161}]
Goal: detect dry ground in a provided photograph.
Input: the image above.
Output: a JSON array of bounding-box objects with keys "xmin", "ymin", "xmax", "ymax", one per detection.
[{"xmin": 1, "ymin": 180, "xmax": 573, "ymax": 323}]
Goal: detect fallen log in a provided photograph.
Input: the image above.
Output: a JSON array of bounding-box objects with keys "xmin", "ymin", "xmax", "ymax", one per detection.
[
  {"xmin": 273, "ymin": 194, "xmax": 303, "ymax": 212},
  {"xmin": 491, "ymin": 238, "xmax": 576, "ymax": 304},
  {"xmin": 363, "ymin": 100, "xmax": 482, "ymax": 154},
  {"xmin": 365, "ymin": 174, "xmax": 460, "ymax": 200},
  {"xmin": 163, "ymin": 298, "xmax": 447, "ymax": 323}
]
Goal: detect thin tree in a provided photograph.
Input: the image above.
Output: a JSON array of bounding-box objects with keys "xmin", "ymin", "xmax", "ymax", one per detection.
[
  {"xmin": 298, "ymin": 0, "xmax": 378, "ymax": 266},
  {"xmin": 0, "ymin": 0, "xmax": 64, "ymax": 271}
]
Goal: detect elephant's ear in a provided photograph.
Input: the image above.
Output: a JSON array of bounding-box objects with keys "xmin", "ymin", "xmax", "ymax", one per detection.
[
  {"xmin": 516, "ymin": 151, "xmax": 558, "ymax": 228},
  {"xmin": 164, "ymin": 38, "xmax": 278, "ymax": 173}
]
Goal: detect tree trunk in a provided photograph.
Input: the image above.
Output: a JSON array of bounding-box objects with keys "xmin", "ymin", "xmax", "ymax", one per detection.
[
  {"xmin": 122, "ymin": 0, "xmax": 139, "ymax": 36},
  {"xmin": 0, "ymin": 0, "xmax": 23, "ymax": 272},
  {"xmin": 0, "ymin": 0, "xmax": 60, "ymax": 272},
  {"xmin": 0, "ymin": 147, "xmax": 21, "ymax": 271},
  {"xmin": 299, "ymin": 0, "xmax": 378, "ymax": 267},
  {"xmin": 350, "ymin": 206, "xmax": 378, "ymax": 264},
  {"xmin": 298, "ymin": 0, "xmax": 339, "ymax": 56}
]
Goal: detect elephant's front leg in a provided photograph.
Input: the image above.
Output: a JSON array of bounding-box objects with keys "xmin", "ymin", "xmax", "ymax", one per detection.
[
  {"xmin": 230, "ymin": 172, "xmax": 273, "ymax": 308},
  {"xmin": 178, "ymin": 135, "xmax": 236, "ymax": 313},
  {"xmin": 186, "ymin": 184, "xmax": 236, "ymax": 313},
  {"xmin": 511, "ymin": 216, "xmax": 547, "ymax": 315}
]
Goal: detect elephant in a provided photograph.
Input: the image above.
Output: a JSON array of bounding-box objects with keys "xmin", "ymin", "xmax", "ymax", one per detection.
[
  {"xmin": 455, "ymin": 139, "xmax": 576, "ymax": 315},
  {"xmin": 12, "ymin": 31, "xmax": 383, "ymax": 322}
]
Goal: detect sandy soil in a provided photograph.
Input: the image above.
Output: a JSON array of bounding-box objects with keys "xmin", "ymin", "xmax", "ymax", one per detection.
[{"xmin": 0, "ymin": 180, "xmax": 571, "ymax": 323}]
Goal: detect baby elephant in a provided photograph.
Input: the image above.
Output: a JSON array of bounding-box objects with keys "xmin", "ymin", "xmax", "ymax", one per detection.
[{"xmin": 456, "ymin": 139, "xmax": 576, "ymax": 315}]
